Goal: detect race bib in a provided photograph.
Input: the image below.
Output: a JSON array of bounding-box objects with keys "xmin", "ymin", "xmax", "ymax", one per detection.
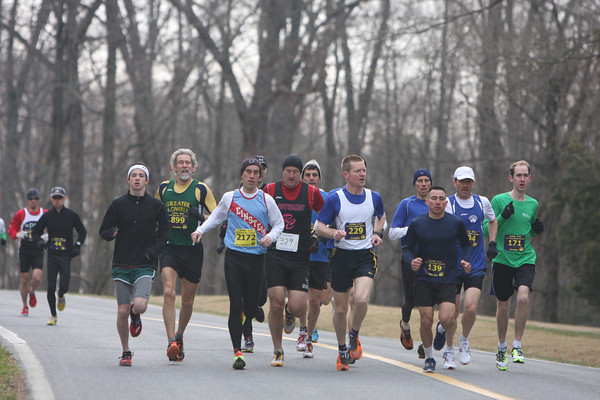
[
  {"xmin": 345, "ymin": 222, "xmax": 366, "ymax": 240},
  {"xmin": 235, "ymin": 229, "xmax": 257, "ymax": 247},
  {"xmin": 169, "ymin": 212, "xmax": 189, "ymax": 230},
  {"xmin": 424, "ymin": 259, "xmax": 446, "ymax": 277},
  {"xmin": 50, "ymin": 237, "xmax": 67, "ymax": 251},
  {"xmin": 276, "ymin": 233, "xmax": 300, "ymax": 252},
  {"xmin": 504, "ymin": 235, "xmax": 525, "ymax": 252},
  {"xmin": 467, "ymin": 230, "xmax": 480, "ymax": 247}
]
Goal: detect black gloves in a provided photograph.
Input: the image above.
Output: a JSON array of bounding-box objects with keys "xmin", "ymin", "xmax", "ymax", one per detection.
[
  {"xmin": 189, "ymin": 206, "xmax": 205, "ymax": 223},
  {"xmin": 71, "ymin": 243, "xmax": 81, "ymax": 258},
  {"xmin": 0, "ymin": 238, "xmax": 5, "ymax": 246},
  {"xmin": 219, "ymin": 224, "xmax": 228, "ymax": 239},
  {"xmin": 531, "ymin": 218, "xmax": 544, "ymax": 234},
  {"xmin": 501, "ymin": 201, "xmax": 514, "ymax": 219},
  {"xmin": 486, "ymin": 240, "xmax": 498, "ymax": 261},
  {"xmin": 308, "ymin": 236, "xmax": 320, "ymax": 254}
]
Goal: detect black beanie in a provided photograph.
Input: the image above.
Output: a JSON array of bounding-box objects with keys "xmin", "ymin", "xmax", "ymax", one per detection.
[
  {"xmin": 240, "ymin": 157, "xmax": 262, "ymax": 175},
  {"xmin": 282, "ymin": 154, "xmax": 303, "ymax": 171}
]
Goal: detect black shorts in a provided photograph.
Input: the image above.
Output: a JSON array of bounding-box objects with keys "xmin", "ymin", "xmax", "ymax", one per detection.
[
  {"xmin": 492, "ymin": 262, "xmax": 535, "ymax": 302},
  {"xmin": 19, "ymin": 246, "xmax": 44, "ymax": 273},
  {"xmin": 414, "ymin": 281, "xmax": 456, "ymax": 307},
  {"xmin": 308, "ymin": 261, "xmax": 328, "ymax": 290},
  {"xmin": 455, "ymin": 273, "xmax": 485, "ymax": 294},
  {"xmin": 265, "ymin": 251, "xmax": 308, "ymax": 292},
  {"xmin": 160, "ymin": 243, "xmax": 204, "ymax": 284},
  {"xmin": 330, "ymin": 248, "xmax": 377, "ymax": 293}
]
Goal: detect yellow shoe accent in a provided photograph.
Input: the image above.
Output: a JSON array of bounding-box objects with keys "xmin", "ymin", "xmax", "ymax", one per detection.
[
  {"xmin": 47, "ymin": 317, "xmax": 57, "ymax": 326},
  {"xmin": 57, "ymin": 297, "xmax": 66, "ymax": 311}
]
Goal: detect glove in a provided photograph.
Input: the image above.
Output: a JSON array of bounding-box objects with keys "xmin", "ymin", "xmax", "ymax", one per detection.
[
  {"xmin": 531, "ymin": 218, "xmax": 544, "ymax": 234},
  {"xmin": 486, "ymin": 240, "xmax": 498, "ymax": 261},
  {"xmin": 41, "ymin": 233, "xmax": 49, "ymax": 243},
  {"xmin": 308, "ymin": 236, "xmax": 320, "ymax": 254},
  {"xmin": 71, "ymin": 243, "xmax": 81, "ymax": 258},
  {"xmin": 189, "ymin": 206, "xmax": 205, "ymax": 223},
  {"xmin": 501, "ymin": 201, "xmax": 514, "ymax": 219},
  {"xmin": 17, "ymin": 231, "xmax": 26, "ymax": 239},
  {"xmin": 1, "ymin": 238, "xmax": 6, "ymax": 246},
  {"xmin": 216, "ymin": 238, "xmax": 225, "ymax": 255},
  {"xmin": 219, "ymin": 224, "xmax": 228, "ymax": 239}
]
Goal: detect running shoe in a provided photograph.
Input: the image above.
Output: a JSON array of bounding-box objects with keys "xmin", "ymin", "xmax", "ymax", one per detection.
[
  {"xmin": 47, "ymin": 316, "xmax": 57, "ymax": 326},
  {"xmin": 270, "ymin": 349, "xmax": 284, "ymax": 367},
  {"xmin": 349, "ymin": 335, "xmax": 362, "ymax": 360},
  {"xmin": 255, "ymin": 306, "xmax": 265, "ymax": 323},
  {"xmin": 443, "ymin": 350, "xmax": 456, "ymax": 370},
  {"xmin": 417, "ymin": 343, "xmax": 425, "ymax": 359},
  {"xmin": 312, "ymin": 329, "xmax": 319, "ymax": 343},
  {"xmin": 233, "ymin": 350, "xmax": 246, "ymax": 370},
  {"xmin": 423, "ymin": 357, "xmax": 436, "ymax": 373},
  {"xmin": 458, "ymin": 338, "xmax": 471, "ymax": 365},
  {"xmin": 400, "ymin": 321, "xmax": 413, "ymax": 350},
  {"xmin": 296, "ymin": 330, "xmax": 308, "ymax": 352},
  {"xmin": 167, "ymin": 339, "xmax": 184, "ymax": 361},
  {"xmin": 303, "ymin": 342, "xmax": 314, "ymax": 358},
  {"xmin": 241, "ymin": 337, "xmax": 254, "ymax": 353},
  {"xmin": 284, "ymin": 304, "xmax": 296, "ymax": 334},
  {"xmin": 21, "ymin": 306, "xmax": 29, "ymax": 316},
  {"xmin": 433, "ymin": 321, "xmax": 446, "ymax": 350},
  {"xmin": 29, "ymin": 292, "xmax": 37, "ymax": 308},
  {"xmin": 496, "ymin": 349, "xmax": 508, "ymax": 371},
  {"xmin": 129, "ymin": 304, "xmax": 142, "ymax": 337},
  {"xmin": 512, "ymin": 347, "xmax": 524, "ymax": 363},
  {"xmin": 119, "ymin": 351, "xmax": 133, "ymax": 366},
  {"xmin": 336, "ymin": 351, "xmax": 350, "ymax": 371},
  {"xmin": 57, "ymin": 296, "xmax": 66, "ymax": 312}
]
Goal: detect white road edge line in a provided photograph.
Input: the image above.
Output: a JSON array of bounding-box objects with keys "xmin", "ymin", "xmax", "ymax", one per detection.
[{"xmin": 0, "ymin": 325, "xmax": 55, "ymax": 400}]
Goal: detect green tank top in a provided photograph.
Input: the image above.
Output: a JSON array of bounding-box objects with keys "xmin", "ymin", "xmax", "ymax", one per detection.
[{"xmin": 162, "ymin": 179, "xmax": 201, "ymax": 246}]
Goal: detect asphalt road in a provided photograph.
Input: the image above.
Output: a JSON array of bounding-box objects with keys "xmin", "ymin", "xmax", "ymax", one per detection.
[{"xmin": 1, "ymin": 289, "xmax": 598, "ymax": 400}]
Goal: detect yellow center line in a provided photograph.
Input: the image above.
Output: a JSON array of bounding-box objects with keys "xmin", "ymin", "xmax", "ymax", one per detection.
[{"xmin": 143, "ymin": 316, "xmax": 514, "ymax": 400}]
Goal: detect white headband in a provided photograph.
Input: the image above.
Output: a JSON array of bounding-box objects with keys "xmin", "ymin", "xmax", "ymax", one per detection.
[{"xmin": 127, "ymin": 164, "xmax": 149, "ymax": 179}]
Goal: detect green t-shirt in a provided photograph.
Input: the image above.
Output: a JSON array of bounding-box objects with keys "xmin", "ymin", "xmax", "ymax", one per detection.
[{"xmin": 490, "ymin": 192, "xmax": 539, "ymax": 268}]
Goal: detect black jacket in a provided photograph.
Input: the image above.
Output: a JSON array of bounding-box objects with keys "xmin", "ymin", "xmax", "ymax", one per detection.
[
  {"xmin": 32, "ymin": 206, "xmax": 87, "ymax": 255},
  {"xmin": 99, "ymin": 191, "xmax": 170, "ymax": 268}
]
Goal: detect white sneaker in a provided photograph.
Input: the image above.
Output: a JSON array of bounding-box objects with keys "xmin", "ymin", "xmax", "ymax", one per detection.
[
  {"xmin": 296, "ymin": 331, "xmax": 308, "ymax": 352},
  {"xmin": 303, "ymin": 342, "xmax": 314, "ymax": 358},
  {"xmin": 443, "ymin": 350, "xmax": 456, "ymax": 370},
  {"xmin": 459, "ymin": 339, "xmax": 471, "ymax": 365}
]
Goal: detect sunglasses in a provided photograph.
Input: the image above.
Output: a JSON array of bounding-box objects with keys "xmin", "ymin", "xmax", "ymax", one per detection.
[
  {"xmin": 51, "ymin": 196, "xmax": 64, "ymax": 200},
  {"xmin": 28, "ymin": 197, "xmax": 39, "ymax": 200}
]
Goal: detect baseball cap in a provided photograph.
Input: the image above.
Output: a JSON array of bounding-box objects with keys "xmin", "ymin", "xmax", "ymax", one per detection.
[
  {"xmin": 454, "ymin": 166, "xmax": 475, "ymax": 181},
  {"xmin": 254, "ymin": 155, "xmax": 268, "ymax": 169},
  {"xmin": 26, "ymin": 188, "xmax": 40, "ymax": 200},
  {"xmin": 50, "ymin": 187, "xmax": 66, "ymax": 198}
]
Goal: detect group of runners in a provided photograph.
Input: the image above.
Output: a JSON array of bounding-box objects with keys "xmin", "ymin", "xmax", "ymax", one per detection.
[{"xmin": 3, "ymin": 148, "xmax": 543, "ymax": 373}]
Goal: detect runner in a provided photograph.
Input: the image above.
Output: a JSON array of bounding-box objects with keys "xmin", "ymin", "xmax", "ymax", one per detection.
[
  {"xmin": 388, "ymin": 169, "xmax": 432, "ymax": 356},
  {"xmin": 32, "ymin": 187, "xmax": 87, "ymax": 326},
  {"xmin": 402, "ymin": 186, "xmax": 471, "ymax": 373},
  {"xmin": 156, "ymin": 148, "xmax": 217, "ymax": 361},
  {"xmin": 297, "ymin": 159, "xmax": 329, "ymax": 358},
  {"xmin": 263, "ymin": 154, "xmax": 324, "ymax": 367},
  {"xmin": 8, "ymin": 189, "xmax": 47, "ymax": 316},
  {"xmin": 240, "ymin": 155, "xmax": 269, "ymax": 353},
  {"xmin": 490, "ymin": 160, "xmax": 543, "ymax": 371},
  {"xmin": 439, "ymin": 166, "xmax": 498, "ymax": 368},
  {"xmin": 99, "ymin": 163, "xmax": 170, "ymax": 366},
  {"xmin": 316, "ymin": 154, "xmax": 386, "ymax": 371},
  {"xmin": 192, "ymin": 157, "xmax": 284, "ymax": 369}
]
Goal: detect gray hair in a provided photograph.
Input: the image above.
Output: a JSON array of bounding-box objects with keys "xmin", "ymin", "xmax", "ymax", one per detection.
[{"xmin": 170, "ymin": 148, "xmax": 198, "ymax": 168}]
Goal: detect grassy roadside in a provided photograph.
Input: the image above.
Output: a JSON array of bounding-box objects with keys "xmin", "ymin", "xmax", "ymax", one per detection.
[
  {"xmin": 0, "ymin": 344, "xmax": 27, "ymax": 400},
  {"xmin": 150, "ymin": 295, "xmax": 600, "ymax": 368}
]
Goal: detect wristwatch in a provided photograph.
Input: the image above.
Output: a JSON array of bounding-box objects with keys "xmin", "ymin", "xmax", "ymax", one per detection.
[{"xmin": 374, "ymin": 231, "xmax": 383, "ymax": 238}]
